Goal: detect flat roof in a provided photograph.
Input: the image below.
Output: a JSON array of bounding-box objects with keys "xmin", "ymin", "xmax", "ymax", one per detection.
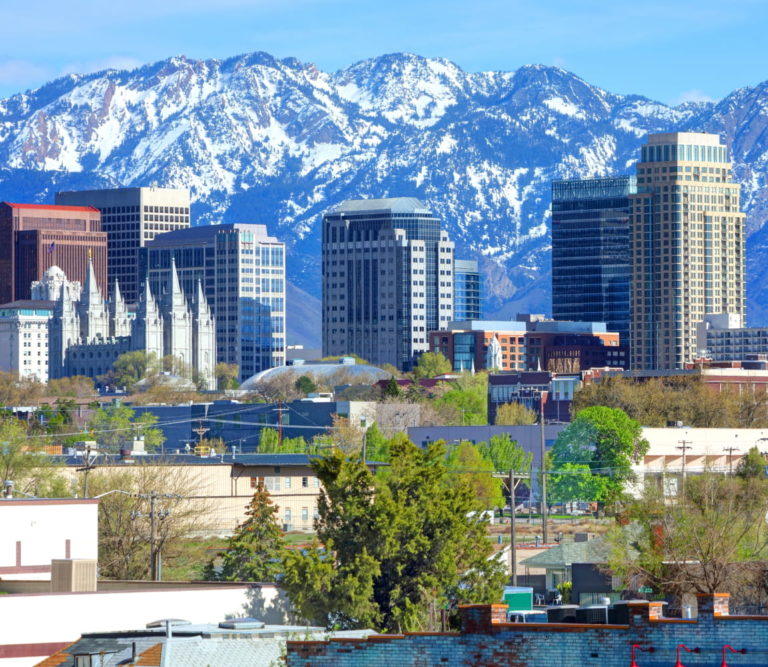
[
  {"xmin": 2, "ymin": 202, "xmax": 100, "ymax": 213},
  {"xmin": 330, "ymin": 197, "xmax": 432, "ymax": 215}
]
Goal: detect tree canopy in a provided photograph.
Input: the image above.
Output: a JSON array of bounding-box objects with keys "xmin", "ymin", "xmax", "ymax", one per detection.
[
  {"xmin": 551, "ymin": 406, "xmax": 648, "ymax": 504},
  {"xmin": 87, "ymin": 404, "xmax": 165, "ymax": 453},
  {"xmin": 281, "ymin": 438, "xmax": 506, "ymax": 632},
  {"xmin": 494, "ymin": 402, "xmax": 537, "ymax": 425},
  {"xmin": 412, "ymin": 351, "xmax": 452, "ymax": 379}
]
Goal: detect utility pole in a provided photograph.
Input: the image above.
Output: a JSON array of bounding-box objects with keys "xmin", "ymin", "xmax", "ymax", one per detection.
[
  {"xmin": 724, "ymin": 445, "xmax": 740, "ymax": 475},
  {"xmin": 149, "ymin": 493, "xmax": 157, "ymax": 581},
  {"xmin": 495, "ymin": 470, "xmax": 529, "ymax": 586},
  {"xmin": 75, "ymin": 444, "xmax": 98, "ymax": 498},
  {"xmin": 677, "ymin": 439, "xmax": 693, "ymax": 496},
  {"xmin": 539, "ymin": 390, "xmax": 549, "ymax": 544}
]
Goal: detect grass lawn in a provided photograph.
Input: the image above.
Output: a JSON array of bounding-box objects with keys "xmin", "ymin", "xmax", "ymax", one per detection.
[{"xmin": 160, "ymin": 532, "xmax": 317, "ymax": 580}]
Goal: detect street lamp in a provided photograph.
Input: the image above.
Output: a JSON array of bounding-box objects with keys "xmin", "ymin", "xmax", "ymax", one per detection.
[
  {"xmin": 630, "ymin": 644, "xmax": 654, "ymax": 667},
  {"xmin": 720, "ymin": 645, "xmax": 746, "ymax": 667},
  {"xmin": 674, "ymin": 644, "xmax": 700, "ymax": 667}
]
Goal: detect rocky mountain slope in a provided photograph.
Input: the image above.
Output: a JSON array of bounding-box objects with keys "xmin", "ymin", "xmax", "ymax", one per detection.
[{"xmin": 1, "ymin": 51, "xmax": 767, "ymax": 343}]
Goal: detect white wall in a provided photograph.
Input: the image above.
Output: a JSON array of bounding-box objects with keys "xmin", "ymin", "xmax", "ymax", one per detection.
[
  {"xmin": 0, "ymin": 500, "xmax": 98, "ymax": 580},
  {"xmin": 0, "ymin": 584, "xmax": 280, "ymax": 667}
]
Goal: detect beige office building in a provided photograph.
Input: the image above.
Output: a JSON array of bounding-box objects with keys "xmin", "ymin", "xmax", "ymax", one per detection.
[
  {"xmin": 55, "ymin": 187, "xmax": 191, "ymax": 304},
  {"xmin": 630, "ymin": 132, "xmax": 745, "ymax": 370}
]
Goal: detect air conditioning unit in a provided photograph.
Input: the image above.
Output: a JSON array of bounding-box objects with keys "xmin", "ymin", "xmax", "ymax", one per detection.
[{"xmin": 51, "ymin": 559, "xmax": 97, "ymax": 593}]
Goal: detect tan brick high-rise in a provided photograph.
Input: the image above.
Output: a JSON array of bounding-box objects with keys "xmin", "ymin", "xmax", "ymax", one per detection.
[{"xmin": 630, "ymin": 132, "xmax": 745, "ymax": 370}]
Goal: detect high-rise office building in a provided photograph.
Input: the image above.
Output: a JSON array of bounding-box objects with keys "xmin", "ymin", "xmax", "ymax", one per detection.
[
  {"xmin": 322, "ymin": 197, "xmax": 454, "ymax": 371},
  {"xmin": 55, "ymin": 187, "xmax": 190, "ymax": 304},
  {"xmin": 551, "ymin": 177, "xmax": 635, "ymax": 349},
  {"xmin": 0, "ymin": 202, "xmax": 107, "ymax": 303},
  {"xmin": 142, "ymin": 224, "xmax": 286, "ymax": 380},
  {"xmin": 630, "ymin": 132, "xmax": 745, "ymax": 370},
  {"xmin": 454, "ymin": 259, "xmax": 482, "ymax": 321}
]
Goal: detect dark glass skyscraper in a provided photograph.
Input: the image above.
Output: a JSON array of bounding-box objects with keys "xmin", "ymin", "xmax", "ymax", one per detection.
[
  {"xmin": 551, "ymin": 176, "xmax": 635, "ymax": 351},
  {"xmin": 453, "ymin": 259, "xmax": 482, "ymax": 321}
]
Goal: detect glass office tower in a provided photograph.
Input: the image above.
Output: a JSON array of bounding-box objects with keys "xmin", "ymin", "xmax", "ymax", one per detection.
[
  {"xmin": 454, "ymin": 259, "xmax": 482, "ymax": 321},
  {"xmin": 142, "ymin": 223, "xmax": 285, "ymax": 380},
  {"xmin": 551, "ymin": 176, "xmax": 635, "ymax": 352}
]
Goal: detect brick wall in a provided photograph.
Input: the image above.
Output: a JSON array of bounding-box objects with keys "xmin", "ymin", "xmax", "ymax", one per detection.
[{"xmin": 286, "ymin": 594, "xmax": 767, "ymax": 666}]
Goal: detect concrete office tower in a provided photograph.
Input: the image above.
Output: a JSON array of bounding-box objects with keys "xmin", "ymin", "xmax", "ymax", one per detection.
[
  {"xmin": 142, "ymin": 224, "xmax": 286, "ymax": 381},
  {"xmin": 454, "ymin": 259, "xmax": 482, "ymax": 321},
  {"xmin": 0, "ymin": 202, "xmax": 107, "ymax": 303},
  {"xmin": 0, "ymin": 300, "xmax": 55, "ymax": 382},
  {"xmin": 630, "ymin": 132, "xmax": 745, "ymax": 370},
  {"xmin": 55, "ymin": 187, "xmax": 190, "ymax": 305},
  {"xmin": 322, "ymin": 197, "xmax": 455, "ymax": 371},
  {"xmin": 551, "ymin": 177, "xmax": 635, "ymax": 350}
]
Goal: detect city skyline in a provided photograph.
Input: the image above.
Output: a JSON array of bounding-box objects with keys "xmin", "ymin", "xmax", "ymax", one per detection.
[{"xmin": 0, "ymin": 1, "xmax": 767, "ymax": 105}]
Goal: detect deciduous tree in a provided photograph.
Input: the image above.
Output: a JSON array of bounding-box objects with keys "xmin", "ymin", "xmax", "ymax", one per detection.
[
  {"xmin": 412, "ymin": 351, "xmax": 452, "ymax": 379},
  {"xmin": 552, "ymin": 406, "xmax": 648, "ymax": 504},
  {"xmin": 87, "ymin": 404, "xmax": 165, "ymax": 453},
  {"xmin": 494, "ymin": 402, "xmax": 537, "ymax": 425}
]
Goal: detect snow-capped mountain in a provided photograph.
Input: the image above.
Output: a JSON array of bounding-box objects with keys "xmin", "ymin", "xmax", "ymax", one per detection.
[{"xmin": 1, "ymin": 51, "xmax": 768, "ymax": 342}]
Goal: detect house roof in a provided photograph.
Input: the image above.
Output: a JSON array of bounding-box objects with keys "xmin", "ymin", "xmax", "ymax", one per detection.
[{"xmin": 520, "ymin": 539, "xmax": 612, "ymax": 569}]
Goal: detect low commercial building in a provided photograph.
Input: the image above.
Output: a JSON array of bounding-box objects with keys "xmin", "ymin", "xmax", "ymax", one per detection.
[
  {"xmin": 287, "ymin": 594, "xmax": 763, "ymax": 667},
  {"xmin": 487, "ymin": 371, "xmax": 581, "ymax": 424},
  {"xmin": 697, "ymin": 312, "xmax": 768, "ymax": 361},
  {"xmin": 38, "ymin": 621, "xmax": 372, "ymax": 667},
  {"xmin": 430, "ymin": 316, "xmax": 625, "ymax": 373},
  {"xmin": 0, "ymin": 498, "xmax": 98, "ymax": 581},
  {"xmin": 62, "ymin": 453, "xmax": 327, "ymax": 534}
]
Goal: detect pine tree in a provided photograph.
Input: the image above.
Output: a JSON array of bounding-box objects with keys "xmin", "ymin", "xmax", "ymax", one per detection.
[{"xmin": 207, "ymin": 481, "xmax": 285, "ymax": 582}]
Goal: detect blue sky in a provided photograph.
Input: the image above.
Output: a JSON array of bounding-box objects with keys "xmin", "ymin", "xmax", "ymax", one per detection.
[{"xmin": 1, "ymin": 0, "xmax": 766, "ymax": 103}]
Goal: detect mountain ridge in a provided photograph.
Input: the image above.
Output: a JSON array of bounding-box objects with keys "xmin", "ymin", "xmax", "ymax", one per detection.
[{"xmin": 1, "ymin": 51, "xmax": 767, "ymax": 342}]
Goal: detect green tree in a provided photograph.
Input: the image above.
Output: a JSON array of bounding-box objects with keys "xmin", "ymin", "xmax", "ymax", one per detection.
[
  {"xmin": 294, "ymin": 374, "xmax": 318, "ymax": 396},
  {"xmin": 736, "ymin": 446, "xmax": 767, "ymax": 479},
  {"xmin": 434, "ymin": 373, "xmax": 488, "ymax": 425},
  {"xmin": 87, "ymin": 404, "xmax": 165, "ymax": 453},
  {"xmin": 446, "ymin": 441, "xmax": 504, "ymax": 508},
  {"xmin": 278, "ymin": 436, "xmax": 308, "ymax": 453},
  {"xmin": 259, "ymin": 427, "xmax": 280, "ymax": 453},
  {"xmin": 382, "ymin": 377, "xmax": 401, "ymax": 398},
  {"xmin": 281, "ymin": 438, "xmax": 507, "ymax": 632},
  {"xmin": 214, "ymin": 362, "xmax": 240, "ymax": 390},
  {"xmin": 479, "ymin": 434, "xmax": 533, "ymax": 474},
  {"xmin": 206, "ymin": 481, "xmax": 285, "ymax": 581},
  {"xmin": 412, "ymin": 351, "xmax": 452, "ymax": 380},
  {"xmin": 548, "ymin": 462, "xmax": 608, "ymax": 505},
  {"xmin": 494, "ymin": 402, "xmax": 537, "ymax": 425},
  {"xmin": 552, "ymin": 406, "xmax": 648, "ymax": 504},
  {"xmin": 107, "ymin": 351, "xmax": 160, "ymax": 390},
  {"xmin": 0, "ymin": 417, "xmax": 70, "ymax": 497},
  {"xmin": 363, "ymin": 423, "xmax": 389, "ymax": 462}
]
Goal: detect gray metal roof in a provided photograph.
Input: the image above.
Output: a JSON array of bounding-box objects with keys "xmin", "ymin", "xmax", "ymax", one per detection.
[
  {"xmin": 520, "ymin": 539, "xmax": 612, "ymax": 569},
  {"xmin": 145, "ymin": 223, "xmax": 279, "ymax": 248},
  {"xmin": 42, "ymin": 626, "xmax": 374, "ymax": 666},
  {"xmin": 330, "ymin": 197, "xmax": 432, "ymax": 215}
]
